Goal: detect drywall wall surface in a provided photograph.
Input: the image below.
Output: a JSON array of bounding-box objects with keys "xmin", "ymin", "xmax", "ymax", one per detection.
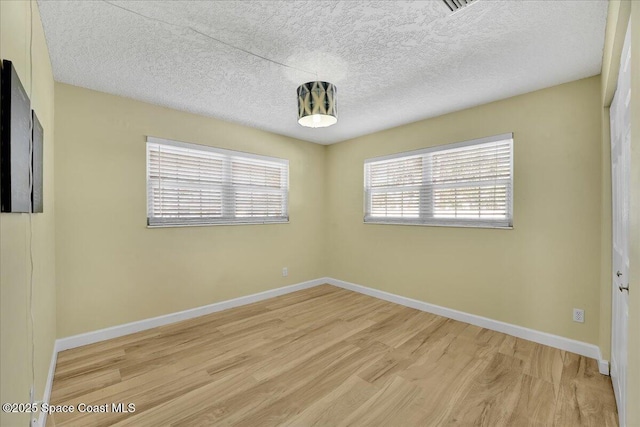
[
  {"xmin": 602, "ymin": 1, "xmax": 632, "ymax": 106},
  {"xmin": 326, "ymin": 76, "xmax": 603, "ymax": 345},
  {"xmin": 54, "ymin": 83, "xmax": 326, "ymax": 337},
  {"xmin": 0, "ymin": 1, "xmax": 57, "ymax": 426},
  {"xmin": 598, "ymin": 107, "xmax": 612, "ymax": 361}
]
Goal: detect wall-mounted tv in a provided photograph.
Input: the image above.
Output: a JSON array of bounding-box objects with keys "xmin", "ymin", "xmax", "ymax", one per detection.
[
  {"xmin": 32, "ymin": 110, "xmax": 43, "ymax": 213},
  {"xmin": 1, "ymin": 59, "xmax": 43, "ymax": 213}
]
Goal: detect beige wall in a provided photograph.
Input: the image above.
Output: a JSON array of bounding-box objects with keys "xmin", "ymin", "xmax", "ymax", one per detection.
[
  {"xmin": 326, "ymin": 76, "xmax": 603, "ymax": 345},
  {"xmin": 626, "ymin": 2, "xmax": 639, "ymax": 425},
  {"xmin": 0, "ymin": 1, "xmax": 57, "ymax": 426},
  {"xmin": 54, "ymin": 83, "xmax": 326, "ymax": 337}
]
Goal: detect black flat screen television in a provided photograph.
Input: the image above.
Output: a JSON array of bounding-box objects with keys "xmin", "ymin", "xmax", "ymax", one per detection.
[
  {"xmin": 1, "ymin": 59, "xmax": 43, "ymax": 213},
  {"xmin": 32, "ymin": 110, "xmax": 43, "ymax": 213}
]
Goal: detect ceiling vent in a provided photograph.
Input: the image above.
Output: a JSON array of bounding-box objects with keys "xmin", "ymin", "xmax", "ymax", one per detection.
[{"xmin": 442, "ymin": 0, "xmax": 477, "ymax": 13}]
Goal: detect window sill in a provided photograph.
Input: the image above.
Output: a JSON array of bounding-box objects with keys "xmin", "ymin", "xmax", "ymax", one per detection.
[
  {"xmin": 363, "ymin": 221, "xmax": 513, "ymax": 230},
  {"xmin": 147, "ymin": 220, "xmax": 289, "ymax": 229}
]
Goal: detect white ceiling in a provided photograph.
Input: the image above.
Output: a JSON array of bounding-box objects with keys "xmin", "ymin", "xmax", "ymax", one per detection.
[{"xmin": 38, "ymin": 0, "xmax": 608, "ymax": 145}]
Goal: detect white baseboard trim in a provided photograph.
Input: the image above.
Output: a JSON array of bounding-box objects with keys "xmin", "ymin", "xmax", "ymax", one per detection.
[
  {"xmin": 325, "ymin": 277, "xmax": 609, "ymax": 375},
  {"xmin": 52, "ymin": 276, "xmax": 609, "ymax": 378},
  {"xmin": 35, "ymin": 343, "xmax": 59, "ymax": 427},
  {"xmin": 56, "ymin": 278, "xmax": 327, "ymax": 352},
  {"xmin": 598, "ymin": 355, "xmax": 610, "ymax": 376}
]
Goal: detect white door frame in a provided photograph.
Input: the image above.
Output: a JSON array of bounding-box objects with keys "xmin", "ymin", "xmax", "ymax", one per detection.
[{"xmin": 610, "ymin": 18, "xmax": 631, "ymax": 427}]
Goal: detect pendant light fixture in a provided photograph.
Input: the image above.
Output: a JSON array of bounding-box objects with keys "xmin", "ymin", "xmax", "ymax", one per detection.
[{"xmin": 297, "ymin": 81, "xmax": 337, "ymax": 128}]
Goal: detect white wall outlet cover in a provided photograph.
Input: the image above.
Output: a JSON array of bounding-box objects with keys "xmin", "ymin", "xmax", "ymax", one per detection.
[
  {"xmin": 282, "ymin": 267, "xmax": 288, "ymax": 277},
  {"xmin": 573, "ymin": 308, "xmax": 585, "ymax": 323}
]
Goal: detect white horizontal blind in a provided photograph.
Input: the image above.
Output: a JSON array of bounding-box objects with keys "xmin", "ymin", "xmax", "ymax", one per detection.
[
  {"xmin": 364, "ymin": 133, "xmax": 513, "ymax": 228},
  {"xmin": 147, "ymin": 137, "xmax": 288, "ymax": 226}
]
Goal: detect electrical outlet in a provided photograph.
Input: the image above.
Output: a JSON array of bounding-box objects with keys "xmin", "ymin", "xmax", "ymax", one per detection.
[
  {"xmin": 282, "ymin": 267, "xmax": 288, "ymax": 277},
  {"xmin": 573, "ymin": 308, "xmax": 585, "ymax": 323}
]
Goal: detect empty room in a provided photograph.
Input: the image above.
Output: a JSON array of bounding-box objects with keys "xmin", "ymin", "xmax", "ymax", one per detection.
[{"xmin": 1, "ymin": 0, "xmax": 638, "ymax": 426}]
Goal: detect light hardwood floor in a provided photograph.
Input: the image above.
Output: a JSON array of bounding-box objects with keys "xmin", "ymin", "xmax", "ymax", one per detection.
[{"xmin": 47, "ymin": 285, "xmax": 618, "ymax": 426}]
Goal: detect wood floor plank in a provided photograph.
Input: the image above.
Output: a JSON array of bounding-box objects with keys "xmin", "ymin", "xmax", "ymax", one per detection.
[
  {"xmin": 444, "ymin": 350, "xmax": 558, "ymax": 427},
  {"xmin": 229, "ymin": 344, "xmax": 388, "ymax": 427},
  {"xmin": 338, "ymin": 376, "xmax": 429, "ymax": 427},
  {"xmin": 54, "ymin": 369, "xmax": 213, "ymax": 426},
  {"xmin": 508, "ymin": 374, "xmax": 557, "ymax": 427},
  {"xmin": 403, "ymin": 348, "xmax": 491, "ymax": 425},
  {"xmin": 50, "ymin": 368, "xmax": 122, "ymax": 404},
  {"xmin": 171, "ymin": 343, "xmax": 367, "ymax": 426},
  {"xmin": 110, "ymin": 371, "xmax": 260, "ymax": 427},
  {"xmin": 48, "ymin": 285, "xmax": 618, "ymax": 426},
  {"xmin": 280, "ymin": 376, "xmax": 378, "ymax": 427},
  {"xmin": 553, "ymin": 352, "xmax": 619, "ymax": 427},
  {"xmin": 524, "ymin": 344, "xmax": 564, "ymax": 398}
]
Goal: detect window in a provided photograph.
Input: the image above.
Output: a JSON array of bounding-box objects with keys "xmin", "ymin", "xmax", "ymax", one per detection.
[
  {"xmin": 364, "ymin": 133, "xmax": 513, "ymax": 228},
  {"xmin": 147, "ymin": 137, "xmax": 289, "ymax": 226}
]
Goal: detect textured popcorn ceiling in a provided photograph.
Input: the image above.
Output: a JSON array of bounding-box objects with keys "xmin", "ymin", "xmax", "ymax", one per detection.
[{"xmin": 38, "ymin": 0, "xmax": 608, "ymax": 145}]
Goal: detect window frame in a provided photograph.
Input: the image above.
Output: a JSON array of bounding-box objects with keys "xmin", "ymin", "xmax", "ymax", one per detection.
[
  {"xmin": 363, "ymin": 133, "xmax": 514, "ymax": 229},
  {"xmin": 146, "ymin": 136, "xmax": 289, "ymax": 228}
]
